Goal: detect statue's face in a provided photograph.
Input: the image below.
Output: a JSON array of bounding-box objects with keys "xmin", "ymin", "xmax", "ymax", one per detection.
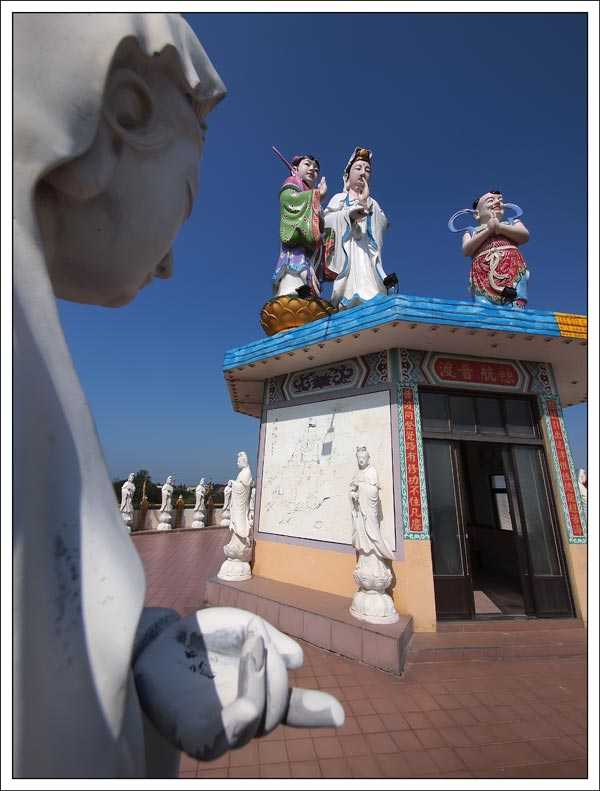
[
  {"xmin": 39, "ymin": 64, "xmax": 208, "ymax": 308},
  {"xmin": 293, "ymin": 158, "xmax": 319, "ymax": 188},
  {"xmin": 476, "ymin": 192, "xmax": 504, "ymax": 224},
  {"xmin": 128, "ymin": 473, "xmax": 135, "ymax": 482},
  {"xmin": 356, "ymin": 448, "xmax": 370, "ymax": 468},
  {"xmin": 347, "ymin": 159, "xmax": 371, "ymax": 193},
  {"xmin": 237, "ymin": 453, "xmax": 248, "ymax": 468},
  {"xmin": 166, "ymin": 476, "xmax": 173, "ymax": 485}
]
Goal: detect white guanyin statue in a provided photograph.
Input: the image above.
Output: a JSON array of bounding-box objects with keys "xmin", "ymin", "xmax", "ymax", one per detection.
[
  {"xmin": 13, "ymin": 14, "xmax": 342, "ymax": 778},
  {"xmin": 323, "ymin": 148, "xmax": 390, "ymax": 309},
  {"xmin": 158, "ymin": 475, "xmax": 175, "ymax": 530},
  {"xmin": 192, "ymin": 477, "xmax": 208, "ymax": 528},
  {"xmin": 218, "ymin": 452, "xmax": 254, "ymax": 582},
  {"xmin": 120, "ymin": 473, "xmax": 136, "ymax": 531},
  {"xmin": 349, "ymin": 446, "xmax": 400, "ymax": 624}
]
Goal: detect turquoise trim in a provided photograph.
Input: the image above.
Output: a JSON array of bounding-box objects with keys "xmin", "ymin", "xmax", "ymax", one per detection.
[{"xmin": 224, "ymin": 293, "xmax": 562, "ymax": 371}]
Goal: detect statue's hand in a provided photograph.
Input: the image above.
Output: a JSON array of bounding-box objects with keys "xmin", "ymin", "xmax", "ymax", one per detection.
[
  {"xmin": 133, "ymin": 607, "xmax": 344, "ymax": 762},
  {"xmin": 318, "ymin": 177, "xmax": 327, "ymax": 198},
  {"xmin": 359, "ymin": 181, "xmax": 370, "ymax": 205},
  {"xmin": 487, "ymin": 216, "xmax": 500, "ymax": 234},
  {"xmin": 349, "ymin": 205, "xmax": 369, "ymax": 222}
]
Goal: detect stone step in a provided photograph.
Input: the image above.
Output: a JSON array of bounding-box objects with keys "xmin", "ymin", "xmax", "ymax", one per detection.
[
  {"xmin": 437, "ymin": 617, "xmax": 585, "ymax": 632},
  {"xmin": 407, "ymin": 619, "xmax": 586, "ymax": 663},
  {"xmin": 205, "ymin": 575, "xmax": 413, "ymax": 675}
]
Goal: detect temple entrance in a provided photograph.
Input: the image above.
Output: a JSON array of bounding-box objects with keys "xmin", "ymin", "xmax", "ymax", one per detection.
[{"xmin": 419, "ymin": 389, "xmax": 574, "ymax": 620}]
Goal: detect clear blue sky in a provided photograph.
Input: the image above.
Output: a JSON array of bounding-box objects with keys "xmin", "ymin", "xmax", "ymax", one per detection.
[{"xmin": 58, "ymin": 11, "xmax": 588, "ymax": 485}]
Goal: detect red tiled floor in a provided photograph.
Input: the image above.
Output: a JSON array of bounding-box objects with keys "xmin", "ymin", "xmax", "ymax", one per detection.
[
  {"xmin": 339, "ymin": 733, "xmax": 370, "ymax": 756},
  {"xmin": 290, "ymin": 760, "xmax": 322, "ymax": 778},
  {"xmin": 228, "ymin": 764, "xmax": 260, "ymax": 778},
  {"xmin": 414, "ymin": 727, "xmax": 450, "ymax": 749},
  {"xmin": 365, "ymin": 731, "xmax": 397, "ymax": 754},
  {"xmin": 285, "ymin": 737, "xmax": 316, "ymax": 762},
  {"xmin": 319, "ymin": 757, "xmax": 352, "ymax": 777},
  {"xmin": 346, "ymin": 754, "xmax": 383, "ymax": 778},
  {"xmin": 228, "ymin": 741, "xmax": 259, "ymax": 767},
  {"xmin": 137, "ymin": 547, "xmax": 588, "ymax": 785},
  {"xmin": 356, "ymin": 714, "xmax": 386, "ymax": 733},
  {"xmin": 391, "ymin": 729, "xmax": 422, "ymax": 751},
  {"xmin": 260, "ymin": 762, "xmax": 291, "ymax": 777},
  {"xmin": 258, "ymin": 740, "xmax": 288, "ymax": 764},
  {"xmin": 313, "ymin": 737, "xmax": 343, "ymax": 759},
  {"xmin": 404, "ymin": 711, "xmax": 433, "ymax": 730}
]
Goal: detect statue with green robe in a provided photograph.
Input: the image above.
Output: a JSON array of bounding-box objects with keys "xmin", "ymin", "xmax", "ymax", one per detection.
[{"xmin": 272, "ymin": 153, "xmax": 335, "ymax": 298}]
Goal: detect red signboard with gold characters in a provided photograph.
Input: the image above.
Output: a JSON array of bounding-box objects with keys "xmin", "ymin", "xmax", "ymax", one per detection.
[
  {"xmin": 433, "ymin": 356, "xmax": 520, "ymax": 387},
  {"xmin": 402, "ymin": 388, "xmax": 423, "ymax": 533}
]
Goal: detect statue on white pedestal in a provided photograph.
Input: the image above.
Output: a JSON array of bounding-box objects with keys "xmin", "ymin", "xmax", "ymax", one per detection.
[
  {"xmin": 323, "ymin": 148, "xmax": 391, "ymax": 309},
  {"xmin": 14, "ymin": 14, "xmax": 342, "ymax": 779},
  {"xmin": 220, "ymin": 479, "xmax": 233, "ymax": 526},
  {"xmin": 158, "ymin": 476, "xmax": 175, "ymax": 530},
  {"xmin": 120, "ymin": 473, "xmax": 136, "ymax": 531},
  {"xmin": 349, "ymin": 446, "xmax": 399, "ymax": 624},
  {"xmin": 218, "ymin": 452, "xmax": 254, "ymax": 582},
  {"xmin": 192, "ymin": 477, "xmax": 208, "ymax": 528}
]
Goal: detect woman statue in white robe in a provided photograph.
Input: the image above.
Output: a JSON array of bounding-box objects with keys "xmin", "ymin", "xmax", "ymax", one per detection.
[
  {"xmin": 324, "ymin": 148, "xmax": 390, "ymax": 309},
  {"xmin": 349, "ymin": 446, "xmax": 399, "ymax": 624},
  {"xmin": 13, "ymin": 14, "xmax": 342, "ymax": 779}
]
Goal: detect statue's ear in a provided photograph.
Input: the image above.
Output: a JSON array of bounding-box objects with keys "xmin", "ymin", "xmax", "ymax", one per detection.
[{"xmin": 102, "ymin": 68, "xmax": 155, "ymax": 145}]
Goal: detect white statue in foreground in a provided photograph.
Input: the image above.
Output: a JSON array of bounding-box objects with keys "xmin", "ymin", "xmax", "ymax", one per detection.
[
  {"xmin": 120, "ymin": 473, "xmax": 136, "ymax": 530},
  {"xmin": 193, "ymin": 477, "xmax": 208, "ymax": 528},
  {"xmin": 349, "ymin": 446, "xmax": 399, "ymax": 624},
  {"xmin": 324, "ymin": 148, "xmax": 390, "ymax": 309},
  {"xmin": 13, "ymin": 14, "xmax": 343, "ymax": 779},
  {"xmin": 218, "ymin": 452, "xmax": 255, "ymax": 582}
]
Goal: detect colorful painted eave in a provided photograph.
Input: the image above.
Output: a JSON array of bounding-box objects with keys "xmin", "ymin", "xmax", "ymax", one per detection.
[{"xmin": 224, "ymin": 294, "xmax": 587, "ymax": 417}]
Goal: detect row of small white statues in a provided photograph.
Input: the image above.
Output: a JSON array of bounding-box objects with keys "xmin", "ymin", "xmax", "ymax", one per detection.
[{"xmin": 120, "ymin": 475, "xmax": 249, "ymax": 528}]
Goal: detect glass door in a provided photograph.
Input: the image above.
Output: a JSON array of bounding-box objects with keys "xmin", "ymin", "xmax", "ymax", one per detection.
[
  {"xmin": 423, "ymin": 439, "xmax": 473, "ymax": 619},
  {"xmin": 504, "ymin": 446, "xmax": 574, "ymax": 617}
]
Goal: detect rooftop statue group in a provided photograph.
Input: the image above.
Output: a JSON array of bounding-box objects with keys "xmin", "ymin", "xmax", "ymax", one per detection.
[
  {"xmin": 262, "ymin": 148, "xmax": 531, "ymax": 333},
  {"xmin": 14, "ymin": 13, "xmax": 342, "ymax": 779}
]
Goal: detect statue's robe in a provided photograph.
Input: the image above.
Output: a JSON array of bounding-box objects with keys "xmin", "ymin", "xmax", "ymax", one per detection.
[
  {"xmin": 272, "ymin": 176, "xmax": 334, "ymax": 298},
  {"xmin": 323, "ymin": 192, "xmax": 389, "ymax": 309}
]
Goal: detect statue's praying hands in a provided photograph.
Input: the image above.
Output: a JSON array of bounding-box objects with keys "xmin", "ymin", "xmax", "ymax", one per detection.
[{"xmin": 133, "ymin": 608, "xmax": 344, "ymax": 761}]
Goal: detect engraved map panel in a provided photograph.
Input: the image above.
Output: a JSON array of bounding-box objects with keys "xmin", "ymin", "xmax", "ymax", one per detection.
[{"xmin": 259, "ymin": 391, "xmax": 395, "ymax": 549}]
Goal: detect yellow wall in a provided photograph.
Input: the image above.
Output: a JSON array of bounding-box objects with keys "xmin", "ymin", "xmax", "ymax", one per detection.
[
  {"xmin": 561, "ymin": 542, "xmax": 587, "ymax": 624},
  {"xmin": 253, "ymin": 538, "xmax": 437, "ymax": 632}
]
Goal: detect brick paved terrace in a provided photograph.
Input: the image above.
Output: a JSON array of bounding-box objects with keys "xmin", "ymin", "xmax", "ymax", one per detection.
[{"xmin": 133, "ymin": 530, "xmax": 588, "ymax": 780}]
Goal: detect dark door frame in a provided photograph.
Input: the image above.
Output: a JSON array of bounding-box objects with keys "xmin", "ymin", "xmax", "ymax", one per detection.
[{"xmin": 423, "ymin": 435, "xmax": 575, "ymax": 621}]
